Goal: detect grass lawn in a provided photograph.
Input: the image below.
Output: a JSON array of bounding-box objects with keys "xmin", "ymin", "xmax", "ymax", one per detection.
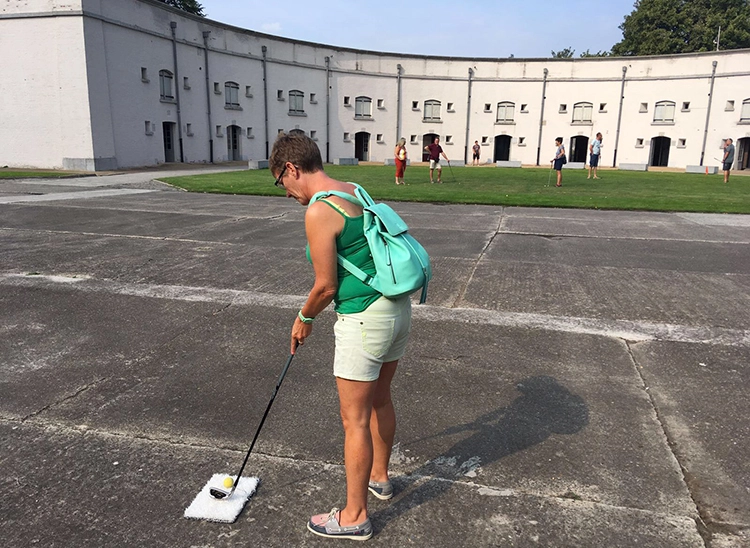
[
  {"xmin": 160, "ymin": 165, "xmax": 749, "ymax": 214},
  {"xmin": 0, "ymin": 170, "xmax": 86, "ymax": 179}
]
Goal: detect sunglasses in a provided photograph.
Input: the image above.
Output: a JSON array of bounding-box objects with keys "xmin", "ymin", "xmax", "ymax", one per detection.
[{"xmin": 273, "ymin": 163, "xmax": 288, "ymax": 188}]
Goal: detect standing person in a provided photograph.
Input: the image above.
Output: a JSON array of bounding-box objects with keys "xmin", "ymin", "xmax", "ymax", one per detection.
[
  {"xmin": 270, "ymin": 132, "xmax": 413, "ymax": 541},
  {"xmin": 722, "ymin": 138, "xmax": 735, "ymax": 183},
  {"xmin": 472, "ymin": 140, "xmax": 481, "ymax": 166},
  {"xmin": 588, "ymin": 132, "xmax": 602, "ymax": 179},
  {"xmin": 424, "ymin": 136, "xmax": 449, "ymax": 183},
  {"xmin": 394, "ymin": 137, "xmax": 407, "ymax": 185},
  {"xmin": 551, "ymin": 137, "xmax": 565, "ymax": 187}
]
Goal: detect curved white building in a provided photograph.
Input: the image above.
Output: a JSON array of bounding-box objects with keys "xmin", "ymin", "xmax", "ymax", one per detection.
[{"xmin": 2, "ymin": 0, "xmax": 749, "ymax": 171}]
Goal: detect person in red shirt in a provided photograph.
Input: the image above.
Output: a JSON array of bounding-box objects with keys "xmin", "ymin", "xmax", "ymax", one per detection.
[{"xmin": 424, "ymin": 136, "xmax": 449, "ymax": 183}]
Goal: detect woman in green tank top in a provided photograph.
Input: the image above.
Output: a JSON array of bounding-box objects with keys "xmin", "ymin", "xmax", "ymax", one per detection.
[{"xmin": 270, "ymin": 132, "xmax": 413, "ymax": 541}]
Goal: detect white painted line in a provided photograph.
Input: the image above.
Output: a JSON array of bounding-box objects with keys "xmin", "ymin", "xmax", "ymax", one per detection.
[
  {"xmin": 2, "ymin": 273, "xmax": 748, "ymax": 347},
  {"xmin": 0, "ymin": 189, "xmax": 157, "ymax": 204}
]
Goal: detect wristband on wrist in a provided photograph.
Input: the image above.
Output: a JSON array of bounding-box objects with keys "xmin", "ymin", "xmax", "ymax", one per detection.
[{"xmin": 298, "ymin": 310, "xmax": 314, "ymax": 324}]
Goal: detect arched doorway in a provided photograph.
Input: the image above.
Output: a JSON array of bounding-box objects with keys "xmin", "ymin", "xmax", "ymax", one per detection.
[
  {"xmin": 422, "ymin": 133, "xmax": 439, "ymax": 161},
  {"xmin": 494, "ymin": 135, "xmax": 511, "ymax": 162},
  {"xmin": 650, "ymin": 136, "xmax": 670, "ymax": 167},
  {"xmin": 354, "ymin": 131, "xmax": 370, "ymax": 161},
  {"xmin": 737, "ymin": 137, "xmax": 750, "ymax": 170},
  {"xmin": 569, "ymin": 136, "xmax": 589, "ymax": 163},
  {"xmin": 227, "ymin": 125, "xmax": 241, "ymax": 161}
]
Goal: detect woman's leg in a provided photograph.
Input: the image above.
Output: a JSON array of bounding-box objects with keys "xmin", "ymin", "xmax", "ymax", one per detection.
[
  {"xmin": 336, "ymin": 377, "xmax": 377, "ymax": 526},
  {"xmin": 370, "ymin": 360, "xmax": 398, "ymax": 483},
  {"xmin": 556, "ymin": 169, "xmax": 562, "ymax": 186}
]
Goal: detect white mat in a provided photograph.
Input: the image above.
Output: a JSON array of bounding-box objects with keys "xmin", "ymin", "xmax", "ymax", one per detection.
[{"xmin": 184, "ymin": 474, "xmax": 260, "ymax": 523}]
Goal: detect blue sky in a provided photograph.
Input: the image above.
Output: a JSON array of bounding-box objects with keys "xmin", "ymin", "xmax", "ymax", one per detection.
[{"xmin": 199, "ymin": 0, "xmax": 638, "ymax": 58}]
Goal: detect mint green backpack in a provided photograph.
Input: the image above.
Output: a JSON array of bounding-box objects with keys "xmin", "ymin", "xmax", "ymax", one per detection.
[{"xmin": 310, "ymin": 183, "xmax": 432, "ymax": 303}]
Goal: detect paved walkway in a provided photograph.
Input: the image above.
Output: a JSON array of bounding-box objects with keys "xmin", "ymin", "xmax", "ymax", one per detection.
[{"xmin": 1, "ymin": 170, "xmax": 748, "ymax": 547}]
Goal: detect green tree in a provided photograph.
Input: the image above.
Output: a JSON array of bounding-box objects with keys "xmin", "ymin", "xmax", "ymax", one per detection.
[
  {"xmin": 155, "ymin": 0, "xmax": 206, "ymax": 17},
  {"xmin": 551, "ymin": 47, "xmax": 575, "ymax": 58},
  {"xmin": 580, "ymin": 49, "xmax": 611, "ymax": 57},
  {"xmin": 612, "ymin": 0, "xmax": 750, "ymax": 56}
]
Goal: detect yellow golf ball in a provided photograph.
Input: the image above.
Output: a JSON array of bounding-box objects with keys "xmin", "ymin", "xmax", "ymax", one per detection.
[{"xmin": 223, "ymin": 477, "xmax": 234, "ymax": 488}]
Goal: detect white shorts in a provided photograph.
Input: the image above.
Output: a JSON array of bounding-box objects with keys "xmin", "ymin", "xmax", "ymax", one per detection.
[
  {"xmin": 333, "ymin": 295, "xmax": 412, "ymax": 381},
  {"xmin": 429, "ymin": 159, "xmax": 442, "ymax": 170}
]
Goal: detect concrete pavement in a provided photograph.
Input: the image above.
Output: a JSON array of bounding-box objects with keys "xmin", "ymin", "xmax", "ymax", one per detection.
[{"xmin": 1, "ymin": 170, "xmax": 748, "ymax": 547}]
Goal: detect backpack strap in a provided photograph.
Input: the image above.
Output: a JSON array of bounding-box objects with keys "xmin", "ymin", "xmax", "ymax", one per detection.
[
  {"xmin": 309, "ymin": 185, "xmax": 364, "ymax": 207},
  {"xmin": 318, "ymin": 198, "xmax": 351, "ymax": 218}
]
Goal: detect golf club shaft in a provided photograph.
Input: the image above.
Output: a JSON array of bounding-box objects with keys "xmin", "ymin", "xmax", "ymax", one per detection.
[{"xmin": 228, "ymin": 344, "xmax": 298, "ymax": 496}]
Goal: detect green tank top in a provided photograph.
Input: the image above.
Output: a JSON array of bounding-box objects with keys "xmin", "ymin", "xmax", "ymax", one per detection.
[{"xmin": 306, "ymin": 199, "xmax": 381, "ymax": 313}]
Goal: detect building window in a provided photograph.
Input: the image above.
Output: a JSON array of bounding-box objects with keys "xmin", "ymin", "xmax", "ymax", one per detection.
[
  {"xmin": 740, "ymin": 98, "xmax": 750, "ymax": 121},
  {"xmin": 141, "ymin": 67, "xmax": 149, "ymax": 82},
  {"xmin": 559, "ymin": 104, "xmax": 567, "ymax": 113},
  {"xmin": 654, "ymin": 100, "xmax": 676, "ymax": 122},
  {"xmin": 289, "ymin": 90, "xmax": 304, "ymax": 114},
  {"xmin": 520, "ymin": 103, "xmax": 528, "ymax": 112},
  {"xmin": 572, "ymin": 102, "xmax": 593, "ymax": 123},
  {"xmin": 310, "ymin": 130, "xmax": 318, "ymax": 141},
  {"xmin": 424, "ymin": 99, "xmax": 441, "ymax": 121},
  {"xmin": 677, "ymin": 138, "xmax": 686, "ymax": 148},
  {"xmin": 447, "ymin": 102, "xmax": 454, "ymax": 112},
  {"xmin": 484, "ymin": 103, "xmax": 492, "ymax": 112},
  {"xmin": 377, "ymin": 98, "xmax": 384, "ymax": 109},
  {"xmin": 278, "ymin": 129, "xmax": 284, "ymax": 135},
  {"xmin": 599, "ymin": 103, "xmax": 607, "ymax": 112},
  {"xmin": 225, "ymin": 82, "xmax": 240, "ymax": 107},
  {"xmin": 247, "ymin": 127, "xmax": 254, "ymax": 139},
  {"xmin": 310, "ymin": 93, "xmax": 317, "ymax": 103},
  {"xmin": 725, "ymin": 100, "xmax": 735, "ymax": 111},
  {"xmin": 144, "ymin": 121, "xmax": 153, "ymax": 135},
  {"xmin": 355, "ymin": 96, "xmax": 372, "ymax": 119},
  {"xmin": 216, "ymin": 125, "xmax": 223, "ymax": 137},
  {"xmin": 376, "ymin": 133, "xmax": 384, "ymax": 142},
  {"xmin": 343, "ymin": 132, "xmax": 351, "ymax": 141},
  {"xmin": 636, "ymin": 138, "xmax": 644, "ymax": 147},
  {"xmin": 410, "ymin": 134, "xmax": 418, "ymax": 144},
  {"xmin": 183, "ymin": 76, "xmax": 190, "ymax": 90},
  {"xmin": 445, "ymin": 135, "xmax": 453, "ymax": 144},
  {"xmin": 186, "ymin": 123, "xmax": 193, "ymax": 136},
  {"xmin": 496, "ymin": 101, "xmax": 515, "ymax": 123},
  {"xmin": 344, "ymin": 96, "xmax": 351, "ymax": 106},
  {"xmin": 639, "ymin": 102, "xmax": 648, "ymax": 113},
  {"xmin": 681, "ymin": 101, "xmax": 690, "ymax": 112},
  {"xmin": 481, "ymin": 136, "xmax": 488, "ymax": 144},
  {"xmin": 277, "ymin": 89, "xmax": 284, "ymax": 101},
  {"xmin": 412, "ymin": 101, "xmax": 419, "ymax": 110},
  {"xmin": 159, "ymin": 70, "xmax": 174, "ymax": 100},
  {"xmin": 518, "ymin": 136, "xmax": 526, "ymax": 146},
  {"xmin": 245, "ymin": 85, "xmax": 253, "ymax": 98}
]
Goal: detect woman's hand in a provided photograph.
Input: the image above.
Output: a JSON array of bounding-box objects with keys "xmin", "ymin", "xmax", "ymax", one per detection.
[{"xmin": 291, "ymin": 317, "xmax": 313, "ymax": 354}]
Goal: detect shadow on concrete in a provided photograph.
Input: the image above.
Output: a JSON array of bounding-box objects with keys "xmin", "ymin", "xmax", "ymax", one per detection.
[{"xmin": 372, "ymin": 375, "xmax": 589, "ymax": 529}]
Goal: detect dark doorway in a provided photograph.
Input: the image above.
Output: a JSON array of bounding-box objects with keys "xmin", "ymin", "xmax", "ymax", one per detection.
[
  {"xmin": 354, "ymin": 131, "xmax": 370, "ymax": 161},
  {"xmin": 650, "ymin": 136, "xmax": 671, "ymax": 167},
  {"xmin": 737, "ymin": 137, "xmax": 749, "ymax": 170},
  {"xmin": 569, "ymin": 136, "xmax": 589, "ymax": 163},
  {"xmin": 162, "ymin": 122, "xmax": 176, "ymax": 162},
  {"xmin": 494, "ymin": 135, "xmax": 511, "ymax": 162},
  {"xmin": 422, "ymin": 133, "xmax": 439, "ymax": 161},
  {"xmin": 227, "ymin": 125, "xmax": 241, "ymax": 161}
]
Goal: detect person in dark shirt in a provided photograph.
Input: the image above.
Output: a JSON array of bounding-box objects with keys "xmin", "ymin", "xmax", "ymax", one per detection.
[
  {"xmin": 722, "ymin": 138, "xmax": 735, "ymax": 183},
  {"xmin": 424, "ymin": 137, "xmax": 449, "ymax": 183}
]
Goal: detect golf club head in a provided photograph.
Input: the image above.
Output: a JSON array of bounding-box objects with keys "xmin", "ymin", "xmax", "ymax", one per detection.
[{"xmin": 209, "ymin": 487, "xmax": 231, "ymax": 500}]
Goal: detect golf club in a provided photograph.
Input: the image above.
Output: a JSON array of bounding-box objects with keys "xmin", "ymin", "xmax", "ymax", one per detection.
[
  {"xmin": 547, "ymin": 162, "xmax": 553, "ymax": 186},
  {"xmin": 447, "ymin": 160, "xmax": 457, "ymax": 183},
  {"xmin": 209, "ymin": 344, "xmax": 298, "ymax": 500}
]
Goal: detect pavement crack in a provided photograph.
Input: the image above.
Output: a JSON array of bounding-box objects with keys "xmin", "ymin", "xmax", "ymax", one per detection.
[
  {"xmin": 624, "ymin": 341, "xmax": 713, "ymax": 547},
  {"xmin": 20, "ymin": 378, "xmax": 107, "ymax": 422},
  {"xmin": 452, "ymin": 207, "xmax": 504, "ymax": 308}
]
